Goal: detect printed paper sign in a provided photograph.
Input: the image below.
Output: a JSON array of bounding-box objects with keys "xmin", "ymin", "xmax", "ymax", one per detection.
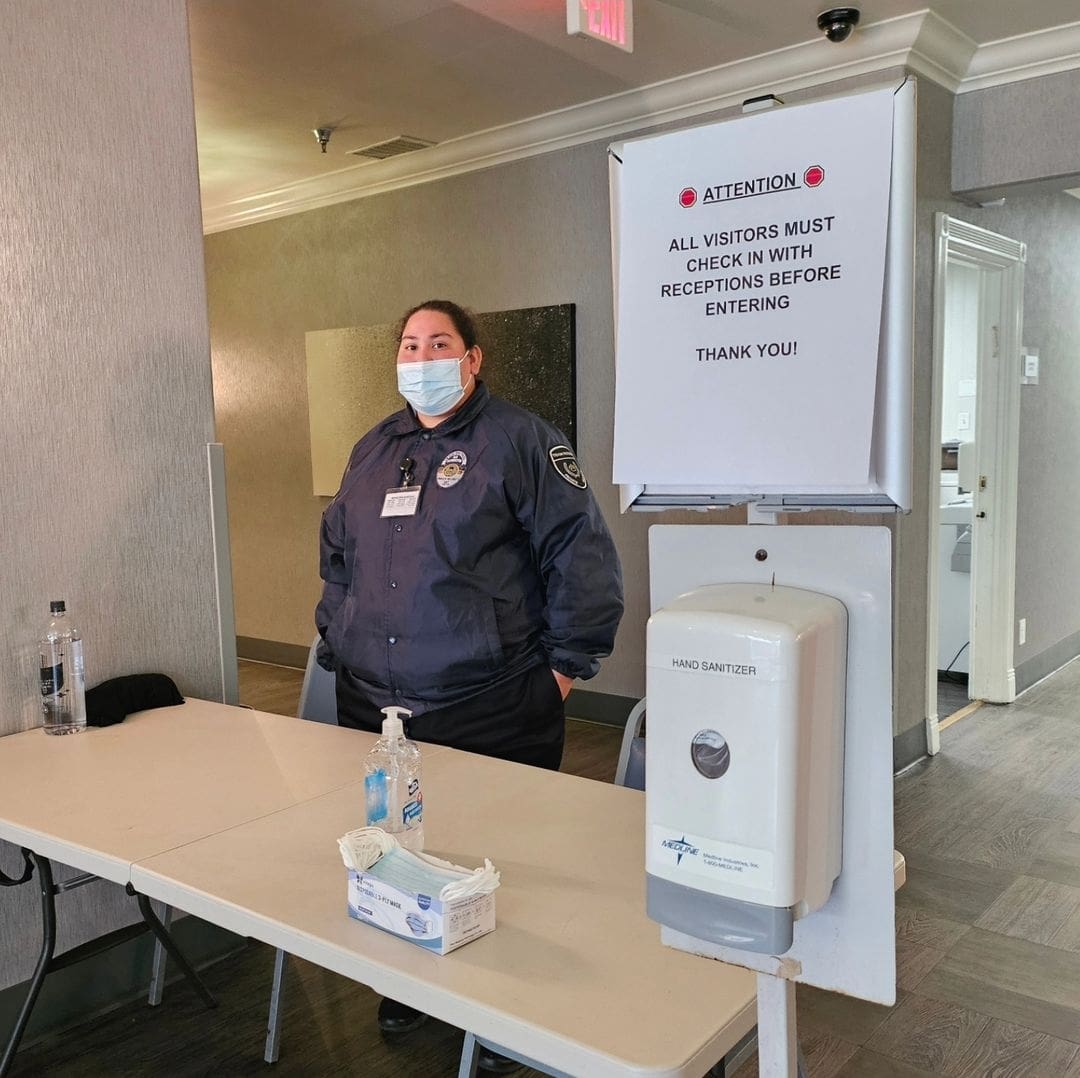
[{"xmin": 612, "ymin": 88, "xmax": 896, "ymax": 489}]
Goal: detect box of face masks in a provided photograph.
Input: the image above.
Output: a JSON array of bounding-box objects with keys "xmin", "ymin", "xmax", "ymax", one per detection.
[{"xmin": 339, "ymin": 828, "xmax": 499, "ymax": 955}]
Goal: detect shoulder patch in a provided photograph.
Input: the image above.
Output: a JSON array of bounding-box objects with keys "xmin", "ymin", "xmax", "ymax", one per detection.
[{"xmin": 549, "ymin": 445, "xmax": 587, "ymax": 490}]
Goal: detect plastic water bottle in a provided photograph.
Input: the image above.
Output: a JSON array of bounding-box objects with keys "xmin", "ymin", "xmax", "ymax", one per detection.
[
  {"xmin": 363, "ymin": 706, "xmax": 423, "ymax": 850},
  {"xmin": 39, "ymin": 600, "xmax": 86, "ymax": 735}
]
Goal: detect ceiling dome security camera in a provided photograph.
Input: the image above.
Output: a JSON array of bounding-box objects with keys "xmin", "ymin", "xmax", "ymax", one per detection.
[{"xmin": 817, "ymin": 7, "xmax": 860, "ymax": 43}]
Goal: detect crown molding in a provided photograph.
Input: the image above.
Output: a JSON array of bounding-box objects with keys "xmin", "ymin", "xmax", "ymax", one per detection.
[
  {"xmin": 201, "ymin": 10, "xmax": 1078, "ymax": 234},
  {"xmin": 203, "ymin": 11, "xmax": 948, "ymax": 234},
  {"xmin": 906, "ymin": 11, "xmax": 976, "ymax": 92},
  {"xmin": 959, "ymin": 20, "xmax": 1080, "ymax": 93}
]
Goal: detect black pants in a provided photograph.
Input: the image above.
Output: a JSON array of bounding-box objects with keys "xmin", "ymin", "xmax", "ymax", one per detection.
[{"xmin": 335, "ymin": 663, "xmax": 565, "ymax": 771}]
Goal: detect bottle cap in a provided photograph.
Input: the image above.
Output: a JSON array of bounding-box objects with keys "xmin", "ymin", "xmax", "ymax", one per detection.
[
  {"xmin": 49, "ymin": 600, "xmax": 66, "ymax": 614},
  {"xmin": 380, "ymin": 705, "xmax": 412, "ymax": 737}
]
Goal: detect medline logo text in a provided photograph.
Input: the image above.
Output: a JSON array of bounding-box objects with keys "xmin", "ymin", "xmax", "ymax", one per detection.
[{"xmin": 661, "ymin": 836, "xmax": 699, "ymax": 866}]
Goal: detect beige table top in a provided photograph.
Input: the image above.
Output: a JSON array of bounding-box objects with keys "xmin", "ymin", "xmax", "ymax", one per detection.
[
  {"xmin": 0, "ymin": 701, "xmax": 757, "ymax": 1075},
  {"xmin": 131, "ymin": 745, "xmax": 758, "ymax": 1078},
  {"xmin": 0, "ymin": 701, "xmax": 403, "ymax": 883}
]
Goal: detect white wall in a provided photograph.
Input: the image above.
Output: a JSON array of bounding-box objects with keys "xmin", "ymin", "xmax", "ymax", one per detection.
[{"xmin": 940, "ymin": 264, "xmax": 979, "ymax": 445}]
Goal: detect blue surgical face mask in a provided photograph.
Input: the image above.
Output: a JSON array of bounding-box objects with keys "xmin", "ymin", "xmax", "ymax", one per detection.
[
  {"xmin": 365, "ymin": 847, "xmax": 466, "ymax": 897},
  {"xmin": 397, "ymin": 354, "xmax": 472, "ymax": 416}
]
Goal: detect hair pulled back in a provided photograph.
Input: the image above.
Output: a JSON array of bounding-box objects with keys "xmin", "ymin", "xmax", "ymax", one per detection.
[{"xmin": 397, "ymin": 299, "xmax": 479, "ymax": 350}]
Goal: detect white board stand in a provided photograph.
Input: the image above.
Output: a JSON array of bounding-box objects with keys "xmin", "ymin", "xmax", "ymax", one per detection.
[{"xmin": 756, "ymin": 973, "xmax": 802, "ymax": 1078}]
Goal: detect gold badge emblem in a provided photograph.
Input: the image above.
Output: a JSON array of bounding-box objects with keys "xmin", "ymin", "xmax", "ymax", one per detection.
[{"xmin": 436, "ymin": 450, "xmax": 467, "ymax": 489}]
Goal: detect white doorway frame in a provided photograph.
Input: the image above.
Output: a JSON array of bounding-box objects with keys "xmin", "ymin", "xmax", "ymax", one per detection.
[{"xmin": 925, "ymin": 214, "xmax": 1025, "ymax": 754}]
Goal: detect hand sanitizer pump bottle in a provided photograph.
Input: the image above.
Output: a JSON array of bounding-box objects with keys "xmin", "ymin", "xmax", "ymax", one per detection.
[{"xmin": 363, "ymin": 706, "xmax": 424, "ymax": 851}]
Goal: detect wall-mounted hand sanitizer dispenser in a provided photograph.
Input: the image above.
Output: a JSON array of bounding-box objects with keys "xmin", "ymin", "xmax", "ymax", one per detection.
[{"xmin": 645, "ymin": 583, "xmax": 847, "ymax": 955}]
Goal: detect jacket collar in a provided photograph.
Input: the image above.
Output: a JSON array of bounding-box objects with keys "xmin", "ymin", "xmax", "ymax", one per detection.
[{"xmin": 378, "ymin": 380, "xmax": 491, "ymax": 439}]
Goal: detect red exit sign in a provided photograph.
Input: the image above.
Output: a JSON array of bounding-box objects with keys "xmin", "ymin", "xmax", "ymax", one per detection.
[{"xmin": 567, "ymin": 0, "xmax": 633, "ymax": 52}]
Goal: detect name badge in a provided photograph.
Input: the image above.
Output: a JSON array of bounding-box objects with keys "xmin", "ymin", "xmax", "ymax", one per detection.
[{"xmin": 381, "ymin": 486, "xmax": 421, "ymax": 517}]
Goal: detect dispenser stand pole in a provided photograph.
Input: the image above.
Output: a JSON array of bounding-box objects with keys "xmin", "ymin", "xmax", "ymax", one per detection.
[{"xmin": 755, "ymin": 972, "xmax": 798, "ymax": 1077}]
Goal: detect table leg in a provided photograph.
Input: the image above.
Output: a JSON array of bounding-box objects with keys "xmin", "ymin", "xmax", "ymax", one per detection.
[
  {"xmin": 0, "ymin": 852, "xmax": 57, "ymax": 1078},
  {"xmin": 1, "ymin": 855, "xmax": 216, "ymax": 1077},
  {"xmin": 147, "ymin": 903, "xmax": 174, "ymax": 1005},
  {"xmin": 264, "ymin": 947, "xmax": 288, "ymax": 1063},
  {"xmin": 127, "ymin": 887, "xmax": 217, "ymax": 1010},
  {"xmin": 755, "ymin": 972, "xmax": 797, "ymax": 1078},
  {"xmin": 458, "ymin": 1032, "xmax": 481, "ymax": 1078}
]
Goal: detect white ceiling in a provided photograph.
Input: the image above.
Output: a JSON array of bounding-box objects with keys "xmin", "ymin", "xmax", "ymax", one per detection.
[{"xmin": 188, "ymin": 1, "xmax": 1080, "ymax": 231}]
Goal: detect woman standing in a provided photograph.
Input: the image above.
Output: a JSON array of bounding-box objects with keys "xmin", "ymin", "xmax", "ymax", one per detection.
[
  {"xmin": 317, "ymin": 299, "xmax": 623, "ymax": 768},
  {"xmin": 315, "ymin": 300, "xmax": 623, "ymax": 1072}
]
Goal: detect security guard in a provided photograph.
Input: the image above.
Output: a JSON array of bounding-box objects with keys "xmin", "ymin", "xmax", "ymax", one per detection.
[
  {"xmin": 316, "ymin": 300, "xmax": 623, "ymax": 1071},
  {"xmin": 316, "ymin": 299, "xmax": 624, "ymax": 771}
]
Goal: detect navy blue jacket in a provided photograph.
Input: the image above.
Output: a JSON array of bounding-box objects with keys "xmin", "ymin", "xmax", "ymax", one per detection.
[{"xmin": 316, "ymin": 382, "xmax": 623, "ymax": 714}]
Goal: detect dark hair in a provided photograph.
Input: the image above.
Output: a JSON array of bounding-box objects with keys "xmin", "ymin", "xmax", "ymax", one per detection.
[{"xmin": 396, "ymin": 299, "xmax": 479, "ymax": 350}]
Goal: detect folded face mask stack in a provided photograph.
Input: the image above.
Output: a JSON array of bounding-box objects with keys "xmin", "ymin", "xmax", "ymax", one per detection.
[{"xmin": 338, "ymin": 827, "xmax": 500, "ymax": 954}]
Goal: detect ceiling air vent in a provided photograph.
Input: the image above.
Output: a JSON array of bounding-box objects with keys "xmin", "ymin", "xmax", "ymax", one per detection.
[{"xmin": 347, "ymin": 135, "xmax": 435, "ymax": 161}]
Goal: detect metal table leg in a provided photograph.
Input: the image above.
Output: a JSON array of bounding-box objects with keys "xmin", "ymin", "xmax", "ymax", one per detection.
[
  {"xmin": 0, "ymin": 852, "xmax": 56, "ymax": 1078},
  {"xmin": 147, "ymin": 903, "xmax": 174, "ymax": 1005},
  {"xmin": 127, "ymin": 886, "xmax": 217, "ymax": 1010},
  {"xmin": 458, "ymin": 1031, "xmax": 481, "ymax": 1078},
  {"xmin": 0, "ymin": 850, "xmax": 216, "ymax": 1078},
  {"xmin": 264, "ymin": 947, "xmax": 288, "ymax": 1063}
]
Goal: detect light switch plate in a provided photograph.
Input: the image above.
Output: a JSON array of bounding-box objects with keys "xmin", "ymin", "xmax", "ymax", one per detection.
[{"xmin": 1021, "ymin": 348, "xmax": 1040, "ymax": 385}]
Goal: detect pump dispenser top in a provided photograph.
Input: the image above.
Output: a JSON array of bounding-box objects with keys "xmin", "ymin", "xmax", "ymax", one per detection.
[{"xmin": 380, "ymin": 706, "xmax": 410, "ymax": 736}]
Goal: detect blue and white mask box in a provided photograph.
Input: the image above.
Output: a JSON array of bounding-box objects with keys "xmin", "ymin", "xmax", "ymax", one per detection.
[{"xmin": 339, "ymin": 828, "xmax": 499, "ymax": 955}]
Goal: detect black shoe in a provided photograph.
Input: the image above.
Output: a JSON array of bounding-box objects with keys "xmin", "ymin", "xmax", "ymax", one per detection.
[
  {"xmin": 377, "ymin": 996, "xmax": 428, "ymax": 1034},
  {"xmin": 477, "ymin": 1045, "xmax": 521, "ymax": 1074}
]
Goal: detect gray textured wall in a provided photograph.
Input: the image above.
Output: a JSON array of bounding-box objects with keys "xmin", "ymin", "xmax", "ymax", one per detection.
[
  {"xmin": 946, "ymin": 70, "xmax": 1080, "ymax": 681},
  {"xmin": 953, "ymin": 70, "xmax": 1080, "ymax": 200},
  {"xmin": 206, "ymin": 70, "xmax": 941, "ymax": 749},
  {"xmin": 0, "ymin": 1, "xmax": 221, "ymax": 988},
  {"xmin": 947, "ymin": 193, "xmax": 1080, "ymax": 669}
]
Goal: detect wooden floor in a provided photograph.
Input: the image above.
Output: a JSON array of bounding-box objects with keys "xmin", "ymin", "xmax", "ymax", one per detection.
[
  {"xmin": 234, "ymin": 659, "xmax": 627, "ymax": 783},
  {"xmin": 12, "ymin": 659, "xmax": 1080, "ymax": 1076},
  {"xmin": 937, "ymin": 674, "xmax": 971, "ymax": 724}
]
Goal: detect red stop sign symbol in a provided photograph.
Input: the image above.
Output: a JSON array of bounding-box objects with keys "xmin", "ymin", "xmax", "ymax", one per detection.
[
  {"xmin": 679, "ymin": 187, "xmax": 697, "ymax": 208},
  {"xmin": 803, "ymin": 165, "xmax": 825, "ymax": 187}
]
